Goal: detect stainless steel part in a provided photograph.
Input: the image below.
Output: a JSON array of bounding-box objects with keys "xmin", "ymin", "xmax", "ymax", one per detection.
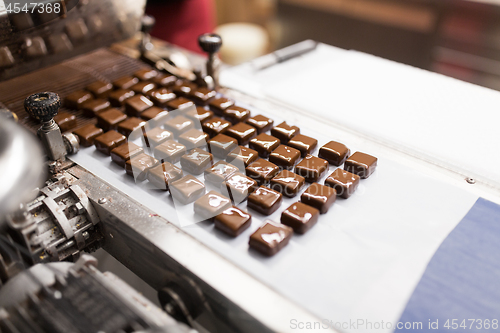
[
  {"xmin": 62, "ymin": 132, "xmax": 80, "ymax": 155},
  {"xmin": 198, "ymin": 33, "xmax": 222, "ymax": 88},
  {"xmin": 37, "ymin": 119, "xmax": 67, "ymax": 161}
]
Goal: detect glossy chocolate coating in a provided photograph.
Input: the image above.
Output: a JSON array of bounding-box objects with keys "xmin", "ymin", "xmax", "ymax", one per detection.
[
  {"xmin": 110, "ymin": 142, "xmax": 143, "ymax": 168},
  {"xmin": 73, "ymin": 124, "xmax": 103, "ymax": 147},
  {"xmin": 65, "ymin": 90, "xmax": 93, "ymax": 109},
  {"xmin": 154, "ymin": 140, "xmax": 186, "ymax": 164},
  {"xmin": 270, "ymin": 170, "xmax": 305, "ymax": 198},
  {"xmin": 249, "ymin": 221, "xmax": 293, "ymax": 256},
  {"xmin": 147, "ymin": 88, "xmax": 176, "ymax": 107},
  {"xmin": 147, "ymin": 162, "xmax": 183, "ymax": 190},
  {"xmin": 125, "ymin": 95, "xmax": 154, "ymax": 117},
  {"xmin": 194, "ymin": 191, "xmax": 232, "ymax": 220},
  {"xmin": 281, "ymin": 202, "xmax": 319, "ymax": 234},
  {"xmin": 125, "ymin": 153, "xmax": 159, "ymax": 182},
  {"xmin": 222, "ymin": 172, "xmax": 258, "ymax": 204},
  {"xmin": 223, "ymin": 106, "xmax": 251, "ymax": 124},
  {"xmin": 53, "ymin": 111, "xmax": 77, "ymax": 132},
  {"xmin": 301, "ymin": 182, "xmax": 336, "ymax": 214},
  {"xmin": 214, "ymin": 206, "xmax": 252, "ymax": 237},
  {"xmin": 170, "ymin": 175, "xmax": 206, "ymax": 204},
  {"xmin": 96, "ymin": 108, "xmax": 127, "ymax": 131},
  {"xmin": 164, "ymin": 115, "xmax": 194, "ymax": 136},
  {"xmin": 117, "ymin": 117, "xmax": 146, "ymax": 140},
  {"xmin": 269, "ymin": 145, "xmax": 301, "ymax": 170},
  {"xmin": 225, "ymin": 122, "xmax": 257, "ymax": 146},
  {"xmin": 247, "ymin": 186, "xmax": 283, "ymax": 216},
  {"xmin": 226, "ymin": 146, "xmax": 259, "ymax": 169},
  {"xmin": 86, "ymin": 81, "xmax": 113, "ymax": 98},
  {"xmin": 208, "ymin": 97, "xmax": 235, "ymax": 115},
  {"xmin": 130, "ymin": 82, "xmax": 156, "ymax": 96},
  {"xmin": 152, "ymin": 74, "xmax": 177, "ymax": 87},
  {"xmin": 134, "ymin": 68, "xmax": 158, "ymax": 81},
  {"xmin": 324, "ymin": 169, "xmax": 360, "ymax": 199},
  {"xmin": 113, "ymin": 76, "xmax": 139, "ymax": 90},
  {"xmin": 344, "ymin": 152, "xmax": 378, "ymax": 179},
  {"xmin": 172, "ymin": 81, "xmax": 197, "ymax": 97},
  {"xmin": 245, "ymin": 159, "xmax": 280, "ymax": 185},
  {"xmin": 180, "ymin": 148, "xmax": 213, "ymax": 175},
  {"xmin": 109, "ymin": 89, "xmax": 135, "ymax": 107},
  {"xmin": 295, "ymin": 155, "xmax": 329, "ymax": 183},
  {"xmin": 140, "ymin": 107, "xmax": 169, "ymax": 126},
  {"xmin": 143, "ymin": 127, "xmax": 172, "ymax": 147},
  {"xmin": 249, "ymin": 133, "xmax": 280, "ymax": 158},
  {"xmin": 185, "ymin": 106, "xmax": 213, "ymax": 123},
  {"xmin": 189, "ymin": 87, "xmax": 216, "ymax": 105},
  {"xmin": 94, "ymin": 130, "xmax": 126, "ymax": 155},
  {"xmin": 81, "ymin": 99, "xmax": 110, "ymax": 117},
  {"xmin": 287, "ymin": 134, "xmax": 318, "ymax": 157},
  {"xmin": 204, "ymin": 161, "xmax": 239, "ymax": 185},
  {"xmin": 246, "ymin": 115, "xmax": 274, "ymax": 134},
  {"xmin": 166, "ymin": 97, "xmax": 195, "ymax": 110},
  {"xmin": 271, "ymin": 121, "xmax": 300, "ymax": 144},
  {"xmin": 178, "ymin": 128, "xmax": 209, "ymax": 150},
  {"xmin": 207, "ymin": 134, "xmax": 238, "ymax": 158},
  {"xmin": 202, "ymin": 117, "xmax": 232, "ymax": 137},
  {"xmin": 318, "ymin": 141, "xmax": 350, "ymax": 166}
]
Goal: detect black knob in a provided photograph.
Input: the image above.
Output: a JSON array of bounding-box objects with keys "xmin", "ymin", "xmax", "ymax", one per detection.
[
  {"xmin": 24, "ymin": 92, "xmax": 61, "ymax": 123},
  {"xmin": 198, "ymin": 33, "xmax": 222, "ymax": 54},
  {"xmin": 141, "ymin": 14, "xmax": 156, "ymax": 34}
]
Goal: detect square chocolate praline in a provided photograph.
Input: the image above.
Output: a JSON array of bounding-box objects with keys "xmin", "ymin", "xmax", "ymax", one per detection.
[
  {"xmin": 295, "ymin": 155, "xmax": 329, "ymax": 183},
  {"xmin": 86, "ymin": 81, "xmax": 113, "ymax": 98},
  {"xmin": 65, "ymin": 90, "xmax": 93, "ymax": 109},
  {"xmin": 249, "ymin": 133, "xmax": 280, "ymax": 158},
  {"xmin": 143, "ymin": 127, "xmax": 172, "ymax": 147},
  {"xmin": 188, "ymin": 87, "xmax": 216, "ymax": 105},
  {"xmin": 178, "ymin": 128, "xmax": 209, "ymax": 150},
  {"xmin": 225, "ymin": 122, "xmax": 257, "ymax": 146},
  {"xmin": 194, "ymin": 191, "xmax": 232, "ymax": 220},
  {"xmin": 324, "ymin": 169, "xmax": 360, "ymax": 199},
  {"xmin": 154, "ymin": 140, "xmax": 186, "ymax": 164},
  {"xmin": 125, "ymin": 153, "xmax": 159, "ymax": 182},
  {"xmin": 110, "ymin": 142, "xmax": 143, "ymax": 168},
  {"xmin": 117, "ymin": 117, "xmax": 146, "ymax": 140},
  {"xmin": 166, "ymin": 97, "xmax": 194, "ymax": 111},
  {"xmin": 223, "ymin": 106, "xmax": 251, "ymax": 124},
  {"xmin": 318, "ymin": 141, "xmax": 350, "ymax": 166},
  {"xmin": 202, "ymin": 117, "xmax": 232, "ymax": 138},
  {"xmin": 113, "ymin": 76, "xmax": 139, "ymax": 90},
  {"xmin": 134, "ymin": 68, "xmax": 158, "ymax": 81},
  {"xmin": 246, "ymin": 115, "xmax": 274, "ymax": 134},
  {"xmin": 147, "ymin": 162, "xmax": 183, "ymax": 190},
  {"xmin": 269, "ymin": 145, "xmax": 301, "ymax": 170},
  {"xmin": 81, "ymin": 99, "xmax": 111, "ymax": 117},
  {"xmin": 109, "ymin": 89, "xmax": 135, "ymax": 107},
  {"xmin": 152, "ymin": 73, "xmax": 177, "ymax": 87},
  {"xmin": 147, "ymin": 88, "xmax": 176, "ymax": 107},
  {"xmin": 125, "ymin": 95, "xmax": 154, "ymax": 117},
  {"xmin": 170, "ymin": 175, "xmax": 206, "ymax": 205},
  {"xmin": 164, "ymin": 115, "xmax": 194, "ymax": 136},
  {"xmin": 204, "ymin": 161, "xmax": 239, "ymax": 185},
  {"xmin": 94, "ymin": 130, "xmax": 127, "ymax": 155},
  {"xmin": 247, "ymin": 186, "xmax": 283, "ymax": 216},
  {"xmin": 271, "ymin": 121, "xmax": 300, "ymax": 144},
  {"xmin": 172, "ymin": 81, "xmax": 197, "ymax": 97},
  {"xmin": 270, "ymin": 170, "xmax": 305, "ymax": 198},
  {"xmin": 245, "ymin": 159, "xmax": 280, "ymax": 186},
  {"xmin": 185, "ymin": 106, "xmax": 213, "ymax": 123},
  {"xmin": 209, "ymin": 97, "xmax": 234, "ymax": 115},
  {"xmin": 140, "ymin": 107, "xmax": 169, "ymax": 125},
  {"xmin": 96, "ymin": 108, "xmax": 127, "ymax": 131},
  {"xmin": 249, "ymin": 221, "xmax": 293, "ymax": 256},
  {"xmin": 287, "ymin": 134, "xmax": 318, "ymax": 157},
  {"xmin": 226, "ymin": 146, "xmax": 259, "ymax": 169},
  {"xmin": 214, "ymin": 206, "xmax": 252, "ymax": 237},
  {"xmin": 73, "ymin": 124, "xmax": 103, "ymax": 147},
  {"xmin": 208, "ymin": 134, "xmax": 238, "ymax": 158},
  {"xmin": 54, "ymin": 112, "xmax": 77, "ymax": 132},
  {"xmin": 344, "ymin": 152, "xmax": 378, "ymax": 179},
  {"xmin": 281, "ymin": 202, "xmax": 319, "ymax": 234},
  {"xmin": 222, "ymin": 172, "xmax": 258, "ymax": 204},
  {"xmin": 130, "ymin": 82, "xmax": 156, "ymax": 95},
  {"xmin": 301, "ymin": 183, "xmax": 336, "ymax": 214},
  {"xmin": 180, "ymin": 148, "xmax": 213, "ymax": 175}
]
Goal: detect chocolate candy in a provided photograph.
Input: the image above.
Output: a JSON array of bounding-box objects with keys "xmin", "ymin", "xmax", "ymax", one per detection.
[
  {"xmin": 164, "ymin": 115, "xmax": 194, "ymax": 136},
  {"xmin": 194, "ymin": 191, "xmax": 232, "ymax": 220},
  {"xmin": 130, "ymin": 81, "xmax": 156, "ymax": 95},
  {"xmin": 209, "ymin": 97, "xmax": 234, "ymax": 115},
  {"xmin": 172, "ymin": 81, "xmax": 197, "ymax": 97},
  {"xmin": 170, "ymin": 175, "xmax": 206, "ymax": 204},
  {"xmin": 86, "ymin": 81, "xmax": 113, "ymax": 98},
  {"xmin": 202, "ymin": 117, "xmax": 232, "ymax": 137},
  {"xmin": 249, "ymin": 221, "xmax": 292, "ymax": 256},
  {"xmin": 188, "ymin": 87, "xmax": 216, "ymax": 105},
  {"xmin": 180, "ymin": 148, "xmax": 213, "ymax": 175},
  {"xmin": 295, "ymin": 155, "xmax": 329, "ymax": 183},
  {"xmin": 222, "ymin": 172, "xmax": 258, "ymax": 204},
  {"xmin": 147, "ymin": 88, "xmax": 176, "ymax": 107},
  {"xmin": 117, "ymin": 117, "xmax": 146, "ymax": 139},
  {"xmin": 318, "ymin": 141, "xmax": 350, "ymax": 166},
  {"xmin": 214, "ymin": 206, "xmax": 252, "ymax": 237},
  {"xmin": 110, "ymin": 142, "xmax": 144, "ymax": 167},
  {"xmin": 269, "ymin": 144, "xmax": 301, "ymax": 170},
  {"xmin": 94, "ymin": 130, "xmax": 126, "ymax": 155},
  {"xmin": 81, "ymin": 99, "xmax": 111, "ymax": 117},
  {"xmin": 73, "ymin": 124, "xmax": 103, "ymax": 147},
  {"xmin": 125, "ymin": 95, "xmax": 154, "ymax": 117},
  {"xmin": 344, "ymin": 152, "xmax": 377, "ymax": 179},
  {"xmin": 178, "ymin": 129, "xmax": 209, "ymax": 150},
  {"xmin": 249, "ymin": 133, "xmax": 280, "ymax": 158},
  {"xmin": 270, "ymin": 170, "xmax": 305, "ymax": 198},
  {"xmin": 109, "ymin": 89, "xmax": 135, "ymax": 107},
  {"xmin": 166, "ymin": 97, "xmax": 194, "ymax": 110},
  {"xmin": 96, "ymin": 108, "xmax": 127, "ymax": 131},
  {"xmin": 147, "ymin": 162, "xmax": 183, "ymax": 190},
  {"xmin": 281, "ymin": 202, "xmax": 319, "ymax": 234},
  {"xmin": 134, "ymin": 68, "xmax": 158, "ymax": 81},
  {"xmin": 324, "ymin": 169, "xmax": 360, "ymax": 199},
  {"xmin": 245, "ymin": 159, "xmax": 280, "ymax": 185},
  {"xmin": 125, "ymin": 153, "xmax": 159, "ymax": 181},
  {"xmin": 143, "ymin": 127, "xmax": 172, "ymax": 147},
  {"xmin": 271, "ymin": 121, "xmax": 300, "ymax": 144},
  {"xmin": 287, "ymin": 134, "xmax": 318, "ymax": 157},
  {"xmin": 225, "ymin": 122, "xmax": 257, "ymax": 145},
  {"xmin": 154, "ymin": 140, "xmax": 186, "ymax": 164},
  {"xmin": 223, "ymin": 106, "xmax": 251, "ymax": 124},
  {"xmin": 185, "ymin": 106, "xmax": 214, "ymax": 123},
  {"xmin": 65, "ymin": 90, "xmax": 93, "ymax": 109},
  {"xmin": 226, "ymin": 146, "xmax": 259, "ymax": 169},
  {"xmin": 140, "ymin": 107, "xmax": 168, "ymax": 126},
  {"xmin": 113, "ymin": 76, "xmax": 139, "ymax": 90},
  {"xmin": 300, "ymin": 183, "xmax": 336, "ymax": 214},
  {"xmin": 152, "ymin": 74, "xmax": 177, "ymax": 87},
  {"xmin": 247, "ymin": 186, "xmax": 283, "ymax": 216},
  {"xmin": 204, "ymin": 161, "xmax": 239, "ymax": 185},
  {"xmin": 208, "ymin": 134, "xmax": 238, "ymax": 158},
  {"xmin": 54, "ymin": 111, "xmax": 77, "ymax": 132},
  {"xmin": 246, "ymin": 115, "xmax": 274, "ymax": 134}
]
